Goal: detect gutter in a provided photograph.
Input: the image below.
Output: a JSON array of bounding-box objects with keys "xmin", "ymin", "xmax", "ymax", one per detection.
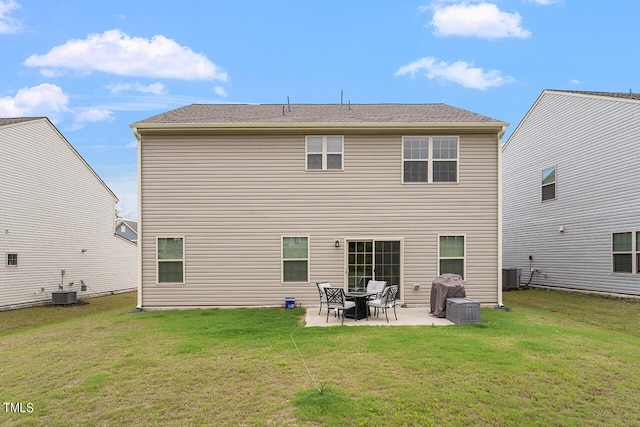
[
  {"xmin": 132, "ymin": 127, "xmax": 143, "ymax": 310},
  {"xmin": 497, "ymin": 125, "xmax": 507, "ymax": 307}
]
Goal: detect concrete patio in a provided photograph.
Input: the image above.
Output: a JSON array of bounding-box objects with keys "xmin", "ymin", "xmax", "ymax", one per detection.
[{"xmin": 304, "ymin": 305, "xmax": 455, "ymax": 327}]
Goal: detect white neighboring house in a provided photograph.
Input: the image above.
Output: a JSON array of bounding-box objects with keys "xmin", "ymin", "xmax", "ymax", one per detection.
[
  {"xmin": 0, "ymin": 117, "xmax": 137, "ymax": 310},
  {"xmin": 502, "ymin": 90, "xmax": 640, "ymax": 296}
]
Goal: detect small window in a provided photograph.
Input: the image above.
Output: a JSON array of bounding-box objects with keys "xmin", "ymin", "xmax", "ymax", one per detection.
[
  {"xmin": 612, "ymin": 232, "xmax": 633, "ymax": 273},
  {"xmin": 282, "ymin": 237, "xmax": 309, "ymax": 282},
  {"xmin": 306, "ymin": 136, "xmax": 343, "ymax": 170},
  {"xmin": 7, "ymin": 253, "xmax": 18, "ymax": 267},
  {"xmin": 438, "ymin": 235, "xmax": 465, "ymax": 279},
  {"xmin": 542, "ymin": 166, "xmax": 556, "ymax": 201},
  {"xmin": 121, "ymin": 225, "xmax": 126, "ymax": 233},
  {"xmin": 157, "ymin": 237, "xmax": 184, "ymax": 283}
]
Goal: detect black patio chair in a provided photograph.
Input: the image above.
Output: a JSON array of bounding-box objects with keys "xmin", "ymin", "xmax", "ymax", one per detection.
[{"xmin": 324, "ymin": 287, "xmax": 356, "ymax": 325}]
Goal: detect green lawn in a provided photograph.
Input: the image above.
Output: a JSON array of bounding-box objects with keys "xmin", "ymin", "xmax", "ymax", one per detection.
[{"xmin": 1, "ymin": 289, "xmax": 639, "ymax": 426}]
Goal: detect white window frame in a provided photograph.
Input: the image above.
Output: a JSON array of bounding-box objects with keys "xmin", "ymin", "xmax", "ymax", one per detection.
[
  {"xmin": 281, "ymin": 236, "xmax": 310, "ymax": 283},
  {"xmin": 542, "ymin": 165, "xmax": 557, "ymax": 201},
  {"xmin": 306, "ymin": 136, "xmax": 343, "ymax": 171},
  {"xmin": 402, "ymin": 136, "xmax": 459, "ymax": 183},
  {"xmin": 6, "ymin": 252, "xmax": 18, "ymax": 267},
  {"xmin": 156, "ymin": 236, "xmax": 185, "ymax": 284},
  {"xmin": 437, "ymin": 234, "xmax": 466, "ymax": 279},
  {"xmin": 611, "ymin": 231, "xmax": 639, "ymax": 274}
]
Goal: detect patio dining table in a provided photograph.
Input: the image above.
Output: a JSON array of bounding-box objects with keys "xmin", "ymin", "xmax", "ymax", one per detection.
[{"xmin": 344, "ymin": 292, "xmax": 376, "ymax": 320}]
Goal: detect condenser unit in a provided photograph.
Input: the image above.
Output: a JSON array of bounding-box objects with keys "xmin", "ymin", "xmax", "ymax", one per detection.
[
  {"xmin": 52, "ymin": 290, "xmax": 77, "ymax": 305},
  {"xmin": 502, "ymin": 268, "xmax": 522, "ymax": 291}
]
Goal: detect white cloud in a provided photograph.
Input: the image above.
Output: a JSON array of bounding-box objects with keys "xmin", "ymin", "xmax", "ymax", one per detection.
[
  {"xmin": 395, "ymin": 56, "xmax": 516, "ymax": 90},
  {"xmin": 107, "ymin": 175, "xmax": 138, "ymax": 221},
  {"xmin": 526, "ymin": 0, "xmax": 562, "ymax": 4},
  {"xmin": 107, "ymin": 82, "xmax": 168, "ymax": 95},
  {"xmin": 428, "ymin": 2, "xmax": 531, "ymax": 39},
  {"xmin": 24, "ymin": 29, "xmax": 228, "ymax": 81},
  {"xmin": 125, "ymin": 140, "xmax": 137, "ymax": 149},
  {"xmin": 570, "ymin": 79, "xmax": 581, "ymax": 85},
  {"xmin": 0, "ymin": 0, "xmax": 22, "ymax": 34},
  {"xmin": 0, "ymin": 83, "xmax": 69, "ymax": 119},
  {"xmin": 76, "ymin": 108, "xmax": 113, "ymax": 122},
  {"xmin": 213, "ymin": 86, "xmax": 227, "ymax": 97},
  {"xmin": 69, "ymin": 108, "xmax": 114, "ymax": 130}
]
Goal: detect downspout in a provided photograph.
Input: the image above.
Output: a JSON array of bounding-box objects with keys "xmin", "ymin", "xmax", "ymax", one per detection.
[
  {"xmin": 497, "ymin": 125, "xmax": 507, "ymax": 307},
  {"xmin": 133, "ymin": 126, "xmax": 143, "ymax": 310}
]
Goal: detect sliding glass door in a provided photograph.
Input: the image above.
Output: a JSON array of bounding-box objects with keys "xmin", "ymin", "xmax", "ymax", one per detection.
[{"xmin": 347, "ymin": 240, "xmax": 401, "ymax": 292}]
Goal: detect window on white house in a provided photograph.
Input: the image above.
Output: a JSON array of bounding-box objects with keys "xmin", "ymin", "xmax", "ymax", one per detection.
[
  {"xmin": 637, "ymin": 233, "xmax": 640, "ymax": 274},
  {"xmin": 612, "ymin": 232, "xmax": 633, "ymax": 273},
  {"xmin": 157, "ymin": 237, "xmax": 184, "ymax": 283},
  {"xmin": 542, "ymin": 166, "xmax": 556, "ymax": 201},
  {"xmin": 306, "ymin": 136, "xmax": 343, "ymax": 170},
  {"xmin": 282, "ymin": 237, "xmax": 309, "ymax": 282},
  {"xmin": 7, "ymin": 253, "xmax": 18, "ymax": 267},
  {"xmin": 438, "ymin": 235, "xmax": 465, "ymax": 279},
  {"xmin": 121, "ymin": 225, "xmax": 126, "ymax": 233},
  {"xmin": 403, "ymin": 136, "xmax": 459, "ymax": 183}
]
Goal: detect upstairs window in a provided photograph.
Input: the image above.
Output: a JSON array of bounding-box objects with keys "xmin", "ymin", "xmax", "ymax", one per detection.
[
  {"xmin": 403, "ymin": 137, "xmax": 428, "ymax": 182},
  {"xmin": 403, "ymin": 136, "xmax": 458, "ymax": 183},
  {"xmin": 6, "ymin": 253, "xmax": 18, "ymax": 267},
  {"xmin": 306, "ymin": 136, "xmax": 343, "ymax": 170},
  {"xmin": 542, "ymin": 166, "xmax": 556, "ymax": 201}
]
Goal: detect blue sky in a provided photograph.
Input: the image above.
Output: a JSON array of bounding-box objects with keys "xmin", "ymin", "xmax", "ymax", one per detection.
[{"xmin": 2, "ymin": 0, "xmax": 639, "ymax": 220}]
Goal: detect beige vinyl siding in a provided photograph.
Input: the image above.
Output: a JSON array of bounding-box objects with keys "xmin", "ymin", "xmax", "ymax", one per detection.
[
  {"xmin": 139, "ymin": 130, "xmax": 499, "ymax": 308},
  {"xmin": 1, "ymin": 119, "xmax": 137, "ymax": 310}
]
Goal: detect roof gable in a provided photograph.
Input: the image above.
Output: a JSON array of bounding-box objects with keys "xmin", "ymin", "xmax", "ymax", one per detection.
[{"xmin": 1, "ymin": 117, "xmax": 118, "ymax": 202}]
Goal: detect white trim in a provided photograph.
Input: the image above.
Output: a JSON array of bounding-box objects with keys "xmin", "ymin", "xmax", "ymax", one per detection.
[
  {"xmin": 437, "ymin": 234, "xmax": 467, "ymax": 280},
  {"xmin": 156, "ymin": 236, "xmax": 186, "ymax": 284},
  {"xmin": 497, "ymin": 127, "xmax": 505, "ymax": 306},
  {"xmin": 135, "ymin": 128, "xmax": 143, "ymax": 308},
  {"xmin": 281, "ymin": 235, "xmax": 310, "ymax": 283}
]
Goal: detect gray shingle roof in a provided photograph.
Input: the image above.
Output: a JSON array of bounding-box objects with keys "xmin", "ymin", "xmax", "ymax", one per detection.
[
  {"xmin": 134, "ymin": 103, "xmax": 504, "ymax": 125},
  {"xmin": 552, "ymin": 90, "xmax": 640, "ymax": 101},
  {"xmin": 0, "ymin": 117, "xmax": 45, "ymax": 127}
]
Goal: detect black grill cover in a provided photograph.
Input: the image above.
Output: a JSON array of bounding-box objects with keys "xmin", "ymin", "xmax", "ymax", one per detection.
[{"xmin": 430, "ymin": 274, "xmax": 466, "ymax": 318}]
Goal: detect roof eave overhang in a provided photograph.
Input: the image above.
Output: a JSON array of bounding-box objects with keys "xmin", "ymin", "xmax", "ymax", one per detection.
[{"xmin": 131, "ymin": 121, "xmax": 508, "ymax": 136}]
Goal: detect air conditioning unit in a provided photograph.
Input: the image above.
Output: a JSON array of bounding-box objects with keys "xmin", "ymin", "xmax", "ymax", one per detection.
[
  {"xmin": 52, "ymin": 290, "xmax": 77, "ymax": 305},
  {"xmin": 502, "ymin": 268, "xmax": 522, "ymax": 291}
]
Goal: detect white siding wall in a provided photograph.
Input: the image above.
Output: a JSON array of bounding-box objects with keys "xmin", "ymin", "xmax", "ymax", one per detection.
[
  {"xmin": 0, "ymin": 119, "xmax": 137, "ymax": 309},
  {"xmin": 140, "ymin": 130, "xmax": 500, "ymax": 308},
  {"xmin": 503, "ymin": 92, "xmax": 640, "ymax": 295}
]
